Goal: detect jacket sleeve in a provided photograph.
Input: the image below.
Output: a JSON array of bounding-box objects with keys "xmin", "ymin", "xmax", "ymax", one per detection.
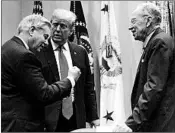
[
  {"xmin": 16, "ymin": 52, "xmax": 72, "ymax": 105},
  {"xmin": 126, "ymin": 39, "xmax": 173, "ymax": 131},
  {"xmin": 83, "ymin": 49, "xmax": 99, "ymax": 122}
]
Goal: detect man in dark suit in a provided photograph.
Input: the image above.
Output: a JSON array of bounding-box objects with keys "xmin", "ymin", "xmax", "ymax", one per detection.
[
  {"xmin": 113, "ymin": 2, "xmax": 175, "ymax": 132},
  {"xmin": 1, "ymin": 14, "xmax": 81, "ymax": 132},
  {"xmin": 35, "ymin": 9, "xmax": 99, "ymax": 132}
]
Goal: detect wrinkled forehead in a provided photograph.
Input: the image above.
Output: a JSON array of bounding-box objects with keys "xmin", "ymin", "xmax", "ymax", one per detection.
[
  {"xmin": 130, "ymin": 9, "xmax": 143, "ymax": 20},
  {"xmin": 51, "ymin": 18, "xmax": 70, "ymax": 25},
  {"xmin": 51, "ymin": 14, "xmax": 72, "ymax": 23},
  {"xmin": 41, "ymin": 25, "xmax": 51, "ymax": 34}
]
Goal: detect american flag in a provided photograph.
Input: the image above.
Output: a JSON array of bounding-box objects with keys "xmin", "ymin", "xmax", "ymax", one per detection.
[
  {"xmin": 70, "ymin": 1, "xmax": 93, "ymax": 54},
  {"xmin": 32, "ymin": 1, "xmax": 43, "ymax": 16}
]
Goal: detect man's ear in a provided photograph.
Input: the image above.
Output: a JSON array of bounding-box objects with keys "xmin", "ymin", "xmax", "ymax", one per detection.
[
  {"xmin": 146, "ymin": 16, "xmax": 152, "ymax": 27},
  {"xmin": 69, "ymin": 29, "xmax": 74, "ymax": 36},
  {"xmin": 28, "ymin": 26, "xmax": 35, "ymax": 36},
  {"xmin": 70, "ymin": 31, "xmax": 73, "ymax": 37},
  {"xmin": 69, "ymin": 24, "xmax": 75, "ymax": 36}
]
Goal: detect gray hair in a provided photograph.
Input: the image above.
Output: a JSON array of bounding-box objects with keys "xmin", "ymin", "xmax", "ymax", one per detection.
[
  {"xmin": 51, "ymin": 8, "xmax": 76, "ymax": 26},
  {"xmin": 135, "ymin": 2, "xmax": 162, "ymax": 25},
  {"xmin": 17, "ymin": 14, "xmax": 51, "ymax": 34}
]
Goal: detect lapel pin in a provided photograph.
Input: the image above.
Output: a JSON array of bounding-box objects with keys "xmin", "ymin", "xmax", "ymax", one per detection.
[
  {"xmin": 74, "ymin": 52, "xmax": 77, "ymax": 55},
  {"xmin": 141, "ymin": 59, "xmax": 144, "ymax": 63}
]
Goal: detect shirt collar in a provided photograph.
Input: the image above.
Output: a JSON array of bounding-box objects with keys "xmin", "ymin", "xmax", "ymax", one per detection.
[
  {"xmin": 15, "ymin": 35, "xmax": 29, "ymax": 49},
  {"xmin": 51, "ymin": 38, "xmax": 68, "ymax": 51},
  {"xmin": 143, "ymin": 25, "xmax": 160, "ymax": 49}
]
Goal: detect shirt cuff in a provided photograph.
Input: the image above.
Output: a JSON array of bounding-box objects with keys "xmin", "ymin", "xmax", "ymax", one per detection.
[{"xmin": 67, "ymin": 76, "xmax": 75, "ymax": 88}]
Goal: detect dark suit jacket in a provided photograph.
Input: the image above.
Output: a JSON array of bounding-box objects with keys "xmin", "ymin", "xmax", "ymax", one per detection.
[
  {"xmin": 126, "ymin": 28, "xmax": 175, "ymax": 132},
  {"xmin": 1, "ymin": 36, "xmax": 72, "ymax": 132},
  {"xmin": 36, "ymin": 38, "xmax": 98, "ymax": 131}
]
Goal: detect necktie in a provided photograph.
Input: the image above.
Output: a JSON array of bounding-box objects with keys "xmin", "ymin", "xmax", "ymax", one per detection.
[{"xmin": 58, "ymin": 46, "xmax": 73, "ymax": 120}]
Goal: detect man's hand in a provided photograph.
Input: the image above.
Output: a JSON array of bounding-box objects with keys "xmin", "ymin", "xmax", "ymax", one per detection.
[
  {"xmin": 90, "ymin": 119, "xmax": 100, "ymax": 128},
  {"xmin": 112, "ymin": 123, "xmax": 132, "ymax": 132},
  {"xmin": 68, "ymin": 66, "xmax": 81, "ymax": 82}
]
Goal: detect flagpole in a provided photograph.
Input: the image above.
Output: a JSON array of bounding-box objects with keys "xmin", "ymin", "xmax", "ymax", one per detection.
[
  {"xmin": 172, "ymin": 1, "xmax": 175, "ymax": 42},
  {"xmin": 73, "ymin": 1, "xmax": 77, "ymax": 44},
  {"xmin": 106, "ymin": 1, "xmax": 112, "ymax": 59}
]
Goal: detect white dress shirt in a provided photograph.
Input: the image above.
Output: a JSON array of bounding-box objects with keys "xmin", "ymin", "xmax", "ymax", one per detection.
[
  {"xmin": 51, "ymin": 39, "xmax": 73, "ymax": 76},
  {"xmin": 143, "ymin": 25, "xmax": 160, "ymax": 49},
  {"xmin": 51, "ymin": 39, "xmax": 75, "ymax": 100}
]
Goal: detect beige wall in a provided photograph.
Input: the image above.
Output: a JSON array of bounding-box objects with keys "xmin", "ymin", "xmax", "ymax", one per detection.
[
  {"xmin": 2, "ymin": 1, "xmax": 22, "ymax": 44},
  {"xmin": 2, "ymin": 1, "xmax": 145, "ymax": 119}
]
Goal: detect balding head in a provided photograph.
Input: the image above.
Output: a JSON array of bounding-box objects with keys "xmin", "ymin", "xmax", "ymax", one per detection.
[
  {"xmin": 129, "ymin": 2, "xmax": 162, "ymax": 42},
  {"xmin": 132, "ymin": 2, "xmax": 161, "ymax": 26}
]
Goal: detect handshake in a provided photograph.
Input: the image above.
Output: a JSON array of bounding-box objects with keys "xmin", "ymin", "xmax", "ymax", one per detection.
[{"xmin": 68, "ymin": 66, "xmax": 81, "ymax": 82}]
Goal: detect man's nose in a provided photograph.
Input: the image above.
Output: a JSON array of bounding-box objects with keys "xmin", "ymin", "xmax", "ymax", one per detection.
[
  {"xmin": 56, "ymin": 25, "xmax": 61, "ymax": 31},
  {"xmin": 128, "ymin": 27, "xmax": 133, "ymax": 30},
  {"xmin": 128, "ymin": 24, "xmax": 134, "ymax": 30},
  {"xmin": 128, "ymin": 23, "xmax": 134, "ymax": 30}
]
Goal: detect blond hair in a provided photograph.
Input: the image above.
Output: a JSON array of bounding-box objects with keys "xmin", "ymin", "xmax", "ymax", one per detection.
[{"xmin": 51, "ymin": 8, "xmax": 76, "ymax": 26}]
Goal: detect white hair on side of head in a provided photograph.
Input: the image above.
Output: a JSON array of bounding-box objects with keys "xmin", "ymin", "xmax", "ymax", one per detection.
[
  {"xmin": 135, "ymin": 2, "xmax": 162, "ymax": 25},
  {"xmin": 17, "ymin": 14, "xmax": 51, "ymax": 34},
  {"xmin": 51, "ymin": 8, "xmax": 77, "ymax": 25}
]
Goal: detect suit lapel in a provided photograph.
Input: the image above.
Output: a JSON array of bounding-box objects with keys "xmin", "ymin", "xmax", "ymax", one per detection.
[
  {"xmin": 43, "ymin": 40, "xmax": 81, "ymax": 81},
  {"xmin": 12, "ymin": 36, "xmax": 27, "ymax": 49},
  {"xmin": 144, "ymin": 28, "xmax": 163, "ymax": 51},
  {"xmin": 43, "ymin": 38, "xmax": 60, "ymax": 80},
  {"xmin": 68, "ymin": 41, "xmax": 78, "ymax": 66},
  {"xmin": 135, "ymin": 28, "xmax": 163, "ymax": 75},
  {"xmin": 133, "ymin": 28, "xmax": 164, "ymax": 94}
]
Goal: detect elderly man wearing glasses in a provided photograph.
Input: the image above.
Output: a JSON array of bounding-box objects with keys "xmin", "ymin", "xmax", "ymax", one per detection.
[
  {"xmin": 113, "ymin": 2, "xmax": 175, "ymax": 132},
  {"xmin": 1, "ymin": 14, "xmax": 81, "ymax": 132}
]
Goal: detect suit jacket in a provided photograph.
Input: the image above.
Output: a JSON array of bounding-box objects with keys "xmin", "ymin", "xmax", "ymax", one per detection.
[
  {"xmin": 1, "ymin": 36, "xmax": 72, "ymax": 132},
  {"xmin": 36, "ymin": 38, "xmax": 98, "ymax": 131},
  {"xmin": 126, "ymin": 28, "xmax": 175, "ymax": 132}
]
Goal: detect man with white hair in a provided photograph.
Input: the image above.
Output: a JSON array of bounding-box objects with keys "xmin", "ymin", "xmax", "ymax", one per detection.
[
  {"xmin": 1, "ymin": 14, "xmax": 81, "ymax": 132},
  {"xmin": 113, "ymin": 2, "xmax": 175, "ymax": 132},
  {"xmin": 35, "ymin": 9, "xmax": 99, "ymax": 132}
]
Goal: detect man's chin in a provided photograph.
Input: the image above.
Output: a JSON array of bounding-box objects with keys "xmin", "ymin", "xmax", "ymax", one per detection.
[
  {"xmin": 134, "ymin": 37, "xmax": 139, "ymax": 40},
  {"xmin": 36, "ymin": 46, "xmax": 43, "ymax": 52},
  {"xmin": 52, "ymin": 37, "xmax": 62, "ymax": 43},
  {"xmin": 134, "ymin": 36, "xmax": 145, "ymax": 42},
  {"xmin": 133, "ymin": 35, "xmax": 140, "ymax": 41}
]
